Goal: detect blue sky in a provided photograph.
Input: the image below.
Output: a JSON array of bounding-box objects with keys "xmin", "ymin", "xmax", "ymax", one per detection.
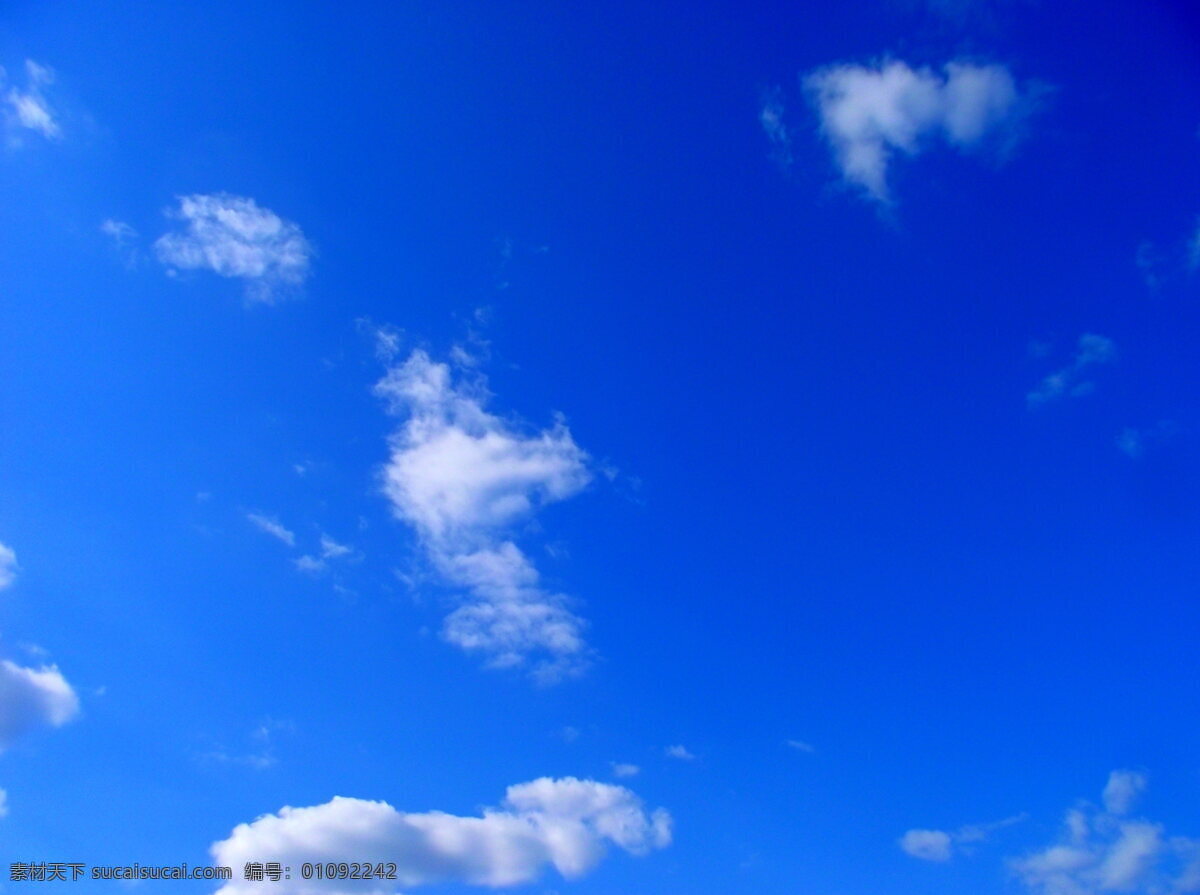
[{"xmin": 1, "ymin": 1, "xmax": 1199, "ymax": 892}]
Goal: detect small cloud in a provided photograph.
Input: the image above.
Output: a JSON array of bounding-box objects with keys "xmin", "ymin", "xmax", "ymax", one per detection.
[
  {"xmin": 0, "ymin": 787, "xmax": 8, "ymax": 818},
  {"xmin": 665, "ymin": 744, "xmax": 696, "ymax": 761},
  {"xmin": 100, "ymin": 219, "xmax": 140, "ymax": 267},
  {"xmin": 0, "ymin": 660, "xmax": 80, "ymax": 750},
  {"xmin": 760, "ymin": 86, "xmax": 793, "ymax": 168},
  {"xmin": 0, "ymin": 541, "xmax": 17, "ymax": 590},
  {"xmin": 901, "ymin": 814, "xmax": 1025, "ymax": 862},
  {"xmin": 786, "ymin": 739, "xmax": 816, "ymax": 753},
  {"xmin": 245, "ymin": 512, "xmax": 295, "ymax": 547},
  {"xmin": 319, "ymin": 535, "xmax": 352, "ymax": 560},
  {"xmin": 610, "ymin": 762, "xmax": 640, "ymax": 778},
  {"xmin": 154, "ymin": 194, "xmax": 312, "ymax": 304},
  {"xmin": 1027, "ymin": 333, "xmax": 1115, "ymax": 407},
  {"xmin": 293, "ymin": 555, "xmax": 325, "ymax": 574},
  {"xmin": 560, "ymin": 726, "xmax": 581, "ymax": 743},
  {"xmin": 1102, "ymin": 769, "xmax": 1147, "ymax": 816},
  {"xmin": 1118, "ymin": 421, "xmax": 1177, "ymax": 459},
  {"xmin": 806, "ymin": 58, "xmax": 1036, "ymax": 203},
  {"xmin": 900, "ymin": 829, "xmax": 954, "ymax": 862},
  {"xmin": 3, "ymin": 59, "xmax": 60, "ymax": 142}
]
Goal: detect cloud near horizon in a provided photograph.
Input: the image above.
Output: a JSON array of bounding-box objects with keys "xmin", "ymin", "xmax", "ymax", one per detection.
[{"xmin": 211, "ymin": 777, "xmax": 672, "ymax": 893}]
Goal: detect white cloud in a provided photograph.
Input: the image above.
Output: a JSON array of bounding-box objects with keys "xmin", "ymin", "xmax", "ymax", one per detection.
[
  {"xmin": 901, "ymin": 829, "xmax": 954, "ymax": 861},
  {"xmin": 610, "ymin": 762, "xmax": 640, "ymax": 779},
  {"xmin": 320, "ymin": 535, "xmax": 353, "ymax": 560},
  {"xmin": 760, "ymin": 87, "xmax": 793, "ymax": 168},
  {"xmin": 1027, "ymin": 333, "xmax": 1115, "ymax": 407},
  {"xmin": 155, "ymin": 194, "xmax": 312, "ymax": 303},
  {"xmin": 786, "ymin": 739, "xmax": 815, "ymax": 753},
  {"xmin": 211, "ymin": 777, "xmax": 671, "ymax": 893},
  {"xmin": 1011, "ymin": 771, "xmax": 1199, "ymax": 895},
  {"xmin": 100, "ymin": 219, "xmax": 140, "ymax": 267},
  {"xmin": 0, "ymin": 542, "xmax": 17, "ymax": 589},
  {"xmin": 1102, "ymin": 770, "xmax": 1147, "ymax": 816},
  {"xmin": 0, "ymin": 787, "xmax": 7, "ymax": 817},
  {"xmin": 664, "ymin": 745, "xmax": 696, "ymax": 761},
  {"xmin": 375, "ymin": 348, "xmax": 593, "ymax": 681},
  {"xmin": 0, "ymin": 660, "xmax": 80, "ymax": 750},
  {"xmin": 246, "ymin": 512, "xmax": 296, "ymax": 547},
  {"xmin": 3, "ymin": 60, "xmax": 60, "ymax": 141},
  {"xmin": 806, "ymin": 59, "xmax": 1028, "ymax": 202},
  {"xmin": 901, "ymin": 815, "xmax": 1025, "ymax": 862}
]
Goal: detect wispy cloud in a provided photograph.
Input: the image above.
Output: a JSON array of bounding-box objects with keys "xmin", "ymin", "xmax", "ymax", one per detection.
[
  {"xmin": 786, "ymin": 739, "xmax": 816, "ymax": 753},
  {"xmin": 1027, "ymin": 333, "xmax": 1115, "ymax": 407},
  {"xmin": 211, "ymin": 777, "xmax": 671, "ymax": 891},
  {"xmin": 900, "ymin": 814, "xmax": 1025, "ymax": 861},
  {"xmin": 806, "ymin": 59, "xmax": 1032, "ymax": 202},
  {"xmin": 760, "ymin": 86, "xmax": 793, "ymax": 168},
  {"xmin": 100, "ymin": 219, "xmax": 141, "ymax": 268},
  {"xmin": 610, "ymin": 762, "xmax": 641, "ymax": 778},
  {"xmin": 665, "ymin": 744, "xmax": 696, "ymax": 761},
  {"xmin": 155, "ymin": 194, "xmax": 312, "ymax": 303},
  {"xmin": 2, "ymin": 60, "xmax": 60, "ymax": 142},
  {"xmin": 1116, "ymin": 421, "xmax": 1175, "ymax": 459},
  {"xmin": 245, "ymin": 512, "xmax": 296, "ymax": 547},
  {"xmin": 0, "ymin": 541, "xmax": 17, "ymax": 590},
  {"xmin": 374, "ymin": 346, "xmax": 593, "ymax": 682}
]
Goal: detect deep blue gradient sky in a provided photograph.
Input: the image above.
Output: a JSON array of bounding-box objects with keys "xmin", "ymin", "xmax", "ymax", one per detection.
[{"xmin": 1, "ymin": 2, "xmax": 1199, "ymax": 893}]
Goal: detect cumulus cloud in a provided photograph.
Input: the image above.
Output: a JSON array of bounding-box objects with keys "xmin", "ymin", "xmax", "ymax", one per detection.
[
  {"xmin": 0, "ymin": 541, "xmax": 16, "ymax": 590},
  {"xmin": 0, "ymin": 660, "xmax": 80, "ymax": 750},
  {"xmin": 375, "ymin": 348, "xmax": 593, "ymax": 681},
  {"xmin": 155, "ymin": 194, "xmax": 312, "ymax": 303},
  {"xmin": 900, "ymin": 814, "xmax": 1024, "ymax": 862},
  {"xmin": 1011, "ymin": 771, "xmax": 1199, "ymax": 895},
  {"xmin": 246, "ymin": 512, "xmax": 296, "ymax": 547},
  {"xmin": 211, "ymin": 777, "xmax": 672, "ymax": 893},
  {"xmin": 2, "ymin": 60, "xmax": 60, "ymax": 141},
  {"xmin": 806, "ymin": 59, "xmax": 1029, "ymax": 202},
  {"xmin": 1027, "ymin": 334, "xmax": 1115, "ymax": 407}
]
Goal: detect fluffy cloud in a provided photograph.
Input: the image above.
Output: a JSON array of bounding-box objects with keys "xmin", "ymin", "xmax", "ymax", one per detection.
[
  {"xmin": 806, "ymin": 59, "xmax": 1028, "ymax": 201},
  {"xmin": 246, "ymin": 512, "xmax": 296, "ymax": 547},
  {"xmin": 1027, "ymin": 334, "xmax": 1115, "ymax": 407},
  {"xmin": 155, "ymin": 194, "xmax": 312, "ymax": 303},
  {"xmin": 1011, "ymin": 771, "xmax": 1200, "ymax": 895},
  {"xmin": 0, "ymin": 660, "xmax": 80, "ymax": 750},
  {"xmin": 375, "ymin": 349, "xmax": 592, "ymax": 681},
  {"xmin": 0, "ymin": 541, "xmax": 16, "ymax": 590},
  {"xmin": 2, "ymin": 60, "xmax": 59, "ymax": 141},
  {"xmin": 211, "ymin": 777, "xmax": 672, "ymax": 893}
]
